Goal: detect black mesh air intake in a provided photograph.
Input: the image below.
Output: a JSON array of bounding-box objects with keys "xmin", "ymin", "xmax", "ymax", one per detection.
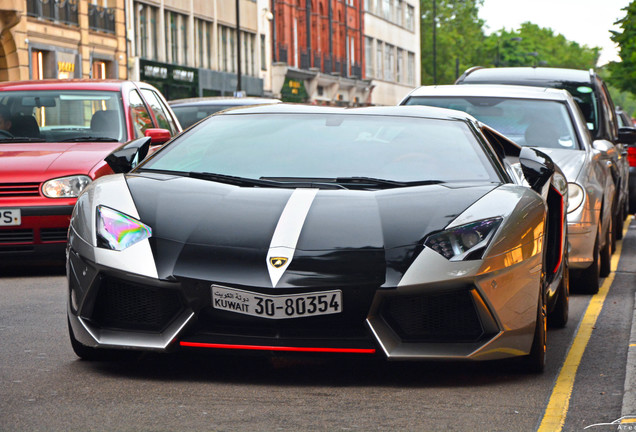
[
  {"xmin": 380, "ymin": 290, "xmax": 485, "ymax": 342},
  {"xmin": 91, "ymin": 277, "xmax": 183, "ymax": 332}
]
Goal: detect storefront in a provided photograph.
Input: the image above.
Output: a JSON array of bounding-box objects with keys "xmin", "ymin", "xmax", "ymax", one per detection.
[
  {"xmin": 29, "ymin": 44, "xmax": 81, "ymax": 80},
  {"xmin": 140, "ymin": 59, "xmax": 199, "ymax": 101}
]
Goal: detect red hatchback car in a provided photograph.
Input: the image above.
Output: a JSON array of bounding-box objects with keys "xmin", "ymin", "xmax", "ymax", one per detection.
[{"xmin": 0, "ymin": 79, "xmax": 181, "ymax": 262}]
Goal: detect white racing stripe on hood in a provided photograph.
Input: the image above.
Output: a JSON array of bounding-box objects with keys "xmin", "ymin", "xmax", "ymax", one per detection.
[{"xmin": 267, "ymin": 188, "xmax": 318, "ymax": 287}]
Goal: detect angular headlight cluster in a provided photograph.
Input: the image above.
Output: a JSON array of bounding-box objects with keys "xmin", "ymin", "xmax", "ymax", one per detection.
[
  {"xmin": 42, "ymin": 175, "xmax": 91, "ymax": 198},
  {"xmin": 567, "ymin": 182, "xmax": 585, "ymax": 214},
  {"xmin": 425, "ymin": 217, "xmax": 502, "ymax": 261},
  {"xmin": 96, "ymin": 205, "xmax": 152, "ymax": 251}
]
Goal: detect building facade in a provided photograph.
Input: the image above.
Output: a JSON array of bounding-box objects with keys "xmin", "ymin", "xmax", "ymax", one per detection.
[
  {"xmin": 270, "ymin": 0, "xmax": 371, "ymax": 106},
  {"xmin": 126, "ymin": 0, "xmax": 267, "ymax": 100},
  {"xmin": 0, "ymin": 0, "xmax": 125, "ymax": 82},
  {"xmin": 363, "ymin": 0, "xmax": 420, "ymax": 105}
]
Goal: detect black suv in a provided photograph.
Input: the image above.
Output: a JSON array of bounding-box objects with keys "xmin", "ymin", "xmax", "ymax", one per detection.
[{"xmin": 457, "ymin": 66, "xmax": 632, "ymax": 235}]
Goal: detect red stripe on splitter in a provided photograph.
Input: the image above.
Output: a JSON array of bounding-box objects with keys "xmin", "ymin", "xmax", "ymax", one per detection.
[{"xmin": 180, "ymin": 341, "xmax": 376, "ymax": 354}]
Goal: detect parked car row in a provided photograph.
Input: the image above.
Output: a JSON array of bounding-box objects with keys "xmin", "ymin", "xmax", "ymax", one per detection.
[{"xmin": 2, "ymin": 67, "xmax": 634, "ymax": 374}]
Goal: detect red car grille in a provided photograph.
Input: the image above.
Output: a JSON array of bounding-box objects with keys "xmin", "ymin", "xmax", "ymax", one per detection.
[
  {"xmin": 0, "ymin": 229, "xmax": 33, "ymax": 243},
  {"xmin": 0, "ymin": 182, "xmax": 41, "ymax": 197}
]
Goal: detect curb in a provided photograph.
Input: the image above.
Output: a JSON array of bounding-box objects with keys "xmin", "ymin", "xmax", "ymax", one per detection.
[{"xmin": 622, "ymin": 291, "xmax": 636, "ymax": 416}]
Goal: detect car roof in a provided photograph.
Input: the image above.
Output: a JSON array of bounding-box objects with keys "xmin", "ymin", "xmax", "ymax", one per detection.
[
  {"xmin": 457, "ymin": 67, "xmax": 593, "ymax": 86},
  {"xmin": 405, "ymin": 84, "xmax": 573, "ymax": 102},
  {"xmin": 0, "ymin": 79, "xmax": 134, "ymax": 91},
  {"xmin": 168, "ymin": 96, "xmax": 282, "ymax": 106},
  {"xmin": 216, "ymin": 102, "xmax": 479, "ymax": 122}
]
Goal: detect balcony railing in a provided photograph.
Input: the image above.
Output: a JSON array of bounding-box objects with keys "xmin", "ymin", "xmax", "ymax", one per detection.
[
  {"xmin": 27, "ymin": 0, "xmax": 78, "ymax": 26},
  {"xmin": 88, "ymin": 4, "xmax": 115, "ymax": 34}
]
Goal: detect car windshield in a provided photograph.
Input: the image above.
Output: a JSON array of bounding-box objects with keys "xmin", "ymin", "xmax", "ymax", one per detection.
[
  {"xmin": 405, "ymin": 96, "xmax": 581, "ymax": 150},
  {"xmin": 140, "ymin": 113, "xmax": 500, "ymax": 185},
  {"xmin": 557, "ymin": 83, "xmax": 598, "ymax": 135},
  {"xmin": 0, "ymin": 90, "xmax": 125, "ymax": 142},
  {"xmin": 170, "ymin": 105, "xmax": 232, "ymax": 129}
]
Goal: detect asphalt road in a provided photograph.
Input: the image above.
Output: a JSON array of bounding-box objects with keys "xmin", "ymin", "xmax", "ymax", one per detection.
[{"xmin": 1, "ymin": 221, "xmax": 635, "ymax": 432}]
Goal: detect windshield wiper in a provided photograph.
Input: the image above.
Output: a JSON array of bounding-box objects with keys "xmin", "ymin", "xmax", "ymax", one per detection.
[
  {"xmin": 188, "ymin": 171, "xmax": 286, "ymax": 187},
  {"xmin": 61, "ymin": 136, "xmax": 120, "ymax": 142},
  {"xmin": 0, "ymin": 137, "xmax": 46, "ymax": 143},
  {"xmin": 334, "ymin": 177, "xmax": 445, "ymax": 188}
]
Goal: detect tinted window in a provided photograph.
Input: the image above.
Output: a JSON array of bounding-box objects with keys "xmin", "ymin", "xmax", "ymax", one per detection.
[
  {"xmin": 142, "ymin": 113, "xmax": 500, "ymax": 184},
  {"xmin": 405, "ymin": 96, "xmax": 581, "ymax": 150}
]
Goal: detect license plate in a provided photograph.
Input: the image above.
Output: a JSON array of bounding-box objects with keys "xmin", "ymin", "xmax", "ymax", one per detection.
[
  {"xmin": 212, "ymin": 285, "xmax": 342, "ymax": 319},
  {"xmin": 0, "ymin": 209, "xmax": 20, "ymax": 226}
]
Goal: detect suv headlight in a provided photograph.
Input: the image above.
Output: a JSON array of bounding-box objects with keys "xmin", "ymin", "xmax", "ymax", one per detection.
[
  {"xmin": 96, "ymin": 205, "xmax": 152, "ymax": 251},
  {"xmin": 424, "ymin": 217, "xmax": 502, "ymax": 261},
  {"xmin": 567, "ymin": 183, "xmax": 585, "ymax": 213},
  {"xmin": 42, "ymin": 175, "xmax": 91, "ymax": 198}
]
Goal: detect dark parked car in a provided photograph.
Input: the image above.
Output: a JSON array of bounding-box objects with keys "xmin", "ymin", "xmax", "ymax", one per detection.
[
  {"xmin": 457, "ymin": 66, "xmax": 631, "ymax": 225},
  {"xmin": 169, "ymin": 96, "xmax": 281, "ymax": 128},
  {"xmin": 67, "ymin": 104, "xmax": 568, "ymax": 372}
]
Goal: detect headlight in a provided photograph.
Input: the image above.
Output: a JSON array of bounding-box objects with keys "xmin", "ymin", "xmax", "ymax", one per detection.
[
  {"xmin": 96, "ymin": 205, "xmax": 152, "ymax": 251},
  {"xmin": 567, "ymin": 183, "xmax": 585, "ymax": 213},
  {"xmin": 42, "ymin": 175, "xmax": 91, "ymax": 198},
  {"xmin": 424, "ymin": 217, "xmax": 502, "ymax": 261}
]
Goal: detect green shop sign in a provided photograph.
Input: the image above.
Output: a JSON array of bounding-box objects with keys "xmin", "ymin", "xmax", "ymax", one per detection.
[{"xmin": 281, "ymin": 78, "xmax": 308, "ymax": 103}]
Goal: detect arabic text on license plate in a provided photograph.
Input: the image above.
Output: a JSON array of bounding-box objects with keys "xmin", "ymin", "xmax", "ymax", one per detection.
[
  {"xmin": 211, "ymin": 285, "xmax": 342, "ymax": 319},
  {"xmin": 0, "ymin": 209, "xmax": 21, "ymax": 226}
]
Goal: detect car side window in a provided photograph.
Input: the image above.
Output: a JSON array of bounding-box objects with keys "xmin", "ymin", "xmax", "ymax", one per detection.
[
  {"xmin": 600, "ymin": 81, "xmax": 619, "ymax": 142},
  {"xmin": 129, "ymin": 90, "xmax": 153, "ymax": 138},
  {"xmin": 140, "ymin": 89, "xmax": 179, "ymax": 136}
]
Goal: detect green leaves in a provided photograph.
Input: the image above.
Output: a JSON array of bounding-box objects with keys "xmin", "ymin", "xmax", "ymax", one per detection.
[
  {"xmin": 609, "ymin": 1, "xmax": 636, "ymax": 95},
  {"xmin": 420, "ymin": 1, "xmax": 600, "ymax": 85}
]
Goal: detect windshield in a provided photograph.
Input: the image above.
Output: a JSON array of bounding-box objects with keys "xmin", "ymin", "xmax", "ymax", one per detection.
[
  {"xmin": 171, "ymin": 105, "xmax": 231, "ymax": 129},
  {"xmin": 405, "ymin": 96, "xmax": 581, "ymax": 150},
  {"xmin": 141, "ymin": 113, "xmax": 500, "ymax": 184},
  {"xmin": 0, "ymin": 90, "xmax": 125, "ymax": 142}
]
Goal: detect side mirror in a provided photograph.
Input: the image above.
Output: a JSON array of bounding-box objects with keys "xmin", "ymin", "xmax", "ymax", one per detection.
[
  {"xmin": 144, "ymin": 128, "xmax": 172, "ymax": 145},
  {"xmin": 519, "ymin": 147, "xmax": 555, "ymax": 193},
  {"xmin": 619, "ymin": 127, "xmax": 636, "ymax": 145},
  {"xmin": 104, "ymin": 137, "xmax": 151, "ymax": 173}
]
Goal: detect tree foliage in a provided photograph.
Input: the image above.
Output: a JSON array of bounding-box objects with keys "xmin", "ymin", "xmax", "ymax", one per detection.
[
  {"xmin": 419, "ymin": 2, "xmax": 600, "ymax": 85},
  {"xmin": 420, "ymin": 0, "xmax": 486, "ymax": 85},
  {"xmin": 483, "ymin": 23, "xmax": 599, "ymax": 69},
  {"xmin": 609, "ymin": 1, "xmax": 636, "ymax": 95}
]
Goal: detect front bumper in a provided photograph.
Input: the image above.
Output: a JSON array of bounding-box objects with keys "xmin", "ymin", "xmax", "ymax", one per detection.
[
  {"xmin": 0, "ymin": 205, "xmax": 72, "ymax": 259},
  {"xmin": 67, "ymin": 244, "xmax": 541, "ymax": 362}
]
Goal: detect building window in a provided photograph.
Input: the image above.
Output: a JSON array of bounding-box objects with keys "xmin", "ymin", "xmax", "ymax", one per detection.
[
  {"xmin": 376, "ymin": 42, "xmax": 383, "ymax": 80},
  {"xmin": 406, "ymin": 4, "xmax": 414, "ymax": 31},
  {"xmin": 384, "ymin": 43, "xmax": 394, "ymax": 81},
  {"xmin": 31, "ymin": 50, "xmax": 45, "ymax": 80},
  {"xmin": 396, "ymin": 48, "xmax": 403, "ymax": 83},
  {"xmin": 93, "ymin": 61, "xmax": 107, "ymax": 79},
  {"xmin": 182, "ymin": 17, "xmax": 188, "ymax": 65},
  {"xmin": 364, "ymin": 0, "xmax": 372, "ymax": 11},
  {"xmin": 220, "ymin": 26, "xmax": 228, "ymax": 72},
  {"xmin": 365, "ymin": 37, "xmax": 374, "ymax": 78},
  {"xmin": 170, "ymin": 13, "xmax": 178, "ymax": 64},
  {"xmin": 260, "ymin": 34, "xmax": 267, "ymax": 71},
  {"xmin": 407, "ymin": 52, "xmax": 415, "ymax": 85}
]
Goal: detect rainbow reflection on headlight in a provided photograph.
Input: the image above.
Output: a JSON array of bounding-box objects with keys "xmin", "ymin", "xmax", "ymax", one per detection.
[{"xmin": 96, "ymin": 205, "xmax": 152, "ymax": 251}]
